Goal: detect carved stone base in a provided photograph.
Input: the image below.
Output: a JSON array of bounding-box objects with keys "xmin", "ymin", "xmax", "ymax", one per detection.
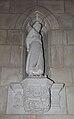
[{"xmin": 6, "ymin": 77, "xmax": 67, "ymax": 114}]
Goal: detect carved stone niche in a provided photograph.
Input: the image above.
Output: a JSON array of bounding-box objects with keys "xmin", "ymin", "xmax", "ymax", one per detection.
[
  {"xmin": 22, "ymin": 11, "xmax": 50, "ymax": 78},
  {"xmin": 6, "ymin": 10, "xmax": 67, "ymax": 114}
]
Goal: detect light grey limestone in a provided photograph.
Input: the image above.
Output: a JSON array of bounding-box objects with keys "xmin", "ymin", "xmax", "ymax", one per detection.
[
  {"xmin": 6, "ymin": 77, "xmax": 66, "ymax": 114},
  {"xmin": 0, "ymin": 0, "xmax": 9, "ymax": 13},
  {"xmin": 14, "ymin": 7, "xmax": 59, "ymax": 30},
  {"xmin": 26, "ymin": 22, "xmax": 44, "ymax": 76},
  {"xmin": 7, "ymin": 77, "xmax": 53, "ymax": 114},
  {"xmin": 22, "ymin": 77, "xmax": 53, "ymax": 114},
  {"xmin": 51, "ymin": 30, "xmax": 66, "ymax": 45},
  {"xmin": 38, "ymin": 0, "xmax": 64, "ymax": 13},
  {"xmin": 0, "ymin": 115, "xmax": 20, "ymax": 119},
  {"xmin": 56, "ymin": 14, "xmax": 72, "ymax": 29},
  {"xmin": 0, "ymin": 86, "xmax": 7, "ymax": 114},
  {"xmin": 0, "ymin": 30, "xmax": 7, "ymax": 44},
  {"xmin": 7, "ymin": 30, "xmax": 22, "ymax": 45},
  {"xmin": 45, "ymin": 15, "xmax": 59, "ymax": 29},
  {"xmin": 0, "ymin": 45, "xmax": 11, "ymax": 66},
  {"xmin": 64, "ymin": 46, "xmax": 74, "ymax": 67},
  {"xmin": 0, "ymin": 115, "xmax": 36, "ymax": 119},
  {"xmin": 47, "ymin": 83, "xmax": 66, "ymax": 114},
  {"xmin": 66, "ymin": 30, "xmax": 74, "ymax": 45},
  {"xmin": 10, "ymin": 0, "xmax": 36, "ymax": 13},
  {"xmin": 0, "ymin": 14, "xmax": 19, "ymax": 29},
  {"xmin": 36, "ymin": 115, "xmax": 74, "ymax": 119},
  {"xmin": 65, "ymin": 0, "xmax": 74, "ymax": 14},
  {"xmin": 14, "ymin": 14, "xmax": 27, "ymax": 29},
  {"xmin": 1, "ymin": 67, "xmax": 22, "ymax": 85},
  {"xmin": 10, "ymin": 46, "xmax": 22, "ymax": 66},
  {"xmin": 66, "ymin": 87, "xmax": 74, "ymax": 114},
  {"xmin": 48, "ymin": 45, "xmax": 51, "ymax": 68},
  {"xmin": 51, "ymin": 46, "xmax": 63, "ymax": 68},
  {"xmin": 72, "ymin": 15, "xmax": 74, "ymax": 28},
  {"xmin": 0, "ymin": 68, "xmax": 2, "ymax": 85},
  {"xmin": 62, "ymin": 14, "xmax": 72, "ymax": 29},
  {"xmin": 49, "ymin": 68, "xmax": 72, "ymax": 86},
  {"xmin": 7, "ymin": 83, "xmax": 24, "ymax": 114},
  {"xmin": 72, "ymin": 68, "xmax": 74, "ymax": 85}
]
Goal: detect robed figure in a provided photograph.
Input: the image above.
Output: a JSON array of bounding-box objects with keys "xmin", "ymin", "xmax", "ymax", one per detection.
[{"xmin": 26, "ymin": 21, "xmax": 44, "ymax": 76}]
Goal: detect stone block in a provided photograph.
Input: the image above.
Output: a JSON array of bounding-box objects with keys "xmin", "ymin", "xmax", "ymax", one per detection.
[
  {"xmin": 0, "ymin": 86, "xmax": 7, "ymax": 114},
  {"xmin": 10, "ymin": 0, "xmax": 36, "ymax": 13},
  {"xmin": 21, "ymin": 115, "xmax": 36, "ymax": 119},
  {"xmin": 0, "ymin": 0, "xmax": 9, "ymax": 13},
  {"xmin": 72, "ymin": 68, "xmax": 74, "ymax": 86},
  {"xmin": 66, "ymin": 87, "xmax": 74, "ymax": 114},
  {"xmin": 1, "ymin": 67, "xmax": 22, "ymax": 85},
  {"xmin": 0, "ymin": 45, "xmax": 11, "ymax": 66},
  {"xmin": 0, "ymin": 68, "xmax": 2, "ymax": 86},
  {"xmin": 0, "ymin": 30, "xmax": 7, "ymax": 44},
  {"xmin": 0, "ymin": 14, "xmax": 19, "ymax": 29},
  {"xmin": 49, "ymin": 68, "xmax": 72, "ymax": 86},
  {"xmin": 56, "ymin": 14, "xmax": 72, "ymax": 29},
  {"xmin": 14, "ymin": 14, "xmax": 27, "ymax": 29},
  {"xmin": 10, "ymin": 46, "xmax": 22, "ymax": 66},
  {"xmin": 64, "ymin": 46, "xmax": 74, "ymax": 67},
  {"xmin": 51, "ymin": 46, "xmax": 63, "ymax": 67},
  {"xmin": 38, "ymin": 0, "xmax": 64, "ymax": 13},
  {"xmin": 45, "ymin": 15, "xmax": 59, "ymax": 29},
  {"xmin": 7, "ymin": 30, "xmax": 22, "ymax": 45},
  {"xmin": 36, "ymin": 115, "xmax": 74, "ymax": 119},
  {"xmin": 51, "ymin": 30, "xmax": 66, "ymax": 45},
  {"xmin": 66, "ymin": 30, "xmax": 74, "ymax": 45},
  {"xmin": 7, "ymin": 77, "xmax": 53, "ymax": 114},
  {"xmin": 65, "ymin": 0, "xmax": 74, "ymax": 14},
  {"xmin": 0, "ymin": 115, "xmax": 36, "ymax": 119},
  {"xmin": 48, "ymin": 45, "xmax": 51, "ymax": 69},
  {"xmin": 72, "ymin": 15, "xmax": 74, "ymax": 28}
]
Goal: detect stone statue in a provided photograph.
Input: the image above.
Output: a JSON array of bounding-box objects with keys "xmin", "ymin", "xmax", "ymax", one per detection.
[{"xmin": 26, "ymin": 21, "xmax": 44, "ymax": 76}]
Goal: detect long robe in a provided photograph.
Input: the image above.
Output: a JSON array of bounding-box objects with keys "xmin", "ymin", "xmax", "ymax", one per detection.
[{"xmin": 26, "ymin": 26, "xmax": 44, "ymax": 75}]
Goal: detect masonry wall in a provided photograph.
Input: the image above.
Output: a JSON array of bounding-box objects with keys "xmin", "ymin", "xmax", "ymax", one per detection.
[{"xmin": 0, "ymin": 0, "xmax": 74, "ymax": 119}]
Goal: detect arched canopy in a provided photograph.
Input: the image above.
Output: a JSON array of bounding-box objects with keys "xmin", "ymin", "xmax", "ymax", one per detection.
[{"xmin": 14, "ymin": 5, "xmax": 59, "ymax": 30}]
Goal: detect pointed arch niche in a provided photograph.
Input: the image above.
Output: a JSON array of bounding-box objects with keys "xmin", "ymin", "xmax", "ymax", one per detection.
[{"xmin": 18, "ymin": 6, "xmax": 59, "ymax": 79}]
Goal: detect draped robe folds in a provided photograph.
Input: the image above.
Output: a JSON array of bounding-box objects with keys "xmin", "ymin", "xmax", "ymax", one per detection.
[{"xmin": 26, "ymin": 22, "xmax": 44, "ymax": 76}]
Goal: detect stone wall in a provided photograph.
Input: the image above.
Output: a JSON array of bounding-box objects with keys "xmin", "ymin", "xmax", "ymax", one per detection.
[{"xmin": 0, "ymin": 0, "xmax": 74, "ymax": 119}]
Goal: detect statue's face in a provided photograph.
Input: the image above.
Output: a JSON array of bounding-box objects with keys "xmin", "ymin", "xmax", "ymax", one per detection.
[{"xmin": 33, "ymin": 22, "xmax": 41, "ymax": 32}]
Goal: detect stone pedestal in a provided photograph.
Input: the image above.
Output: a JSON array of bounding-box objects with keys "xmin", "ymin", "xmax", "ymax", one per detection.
[{"xmin": 6, "ymin": 77, "xmax": 67, "ymax": 114}]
